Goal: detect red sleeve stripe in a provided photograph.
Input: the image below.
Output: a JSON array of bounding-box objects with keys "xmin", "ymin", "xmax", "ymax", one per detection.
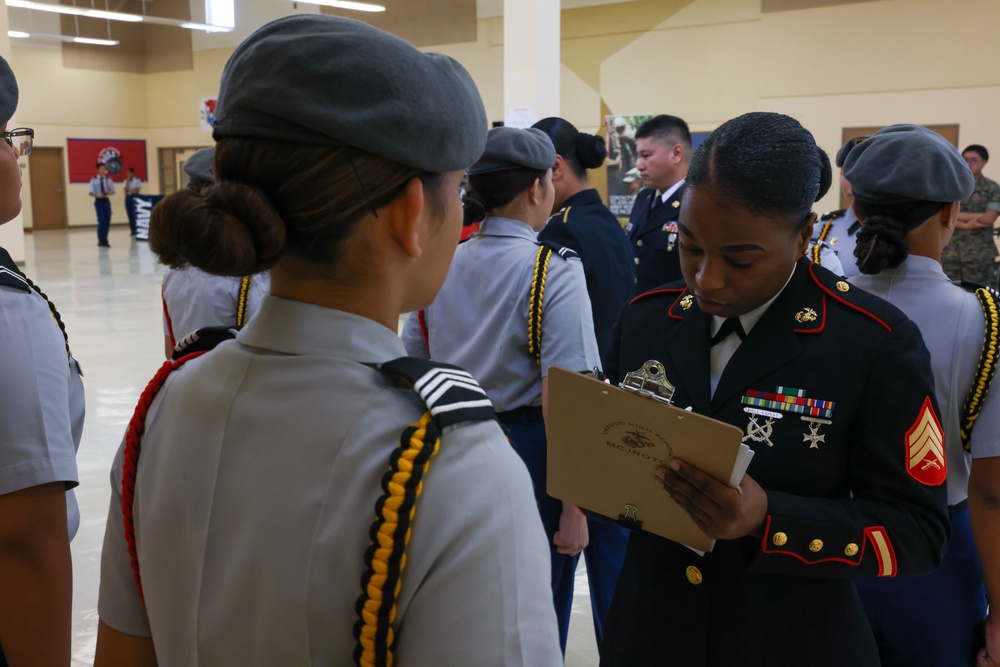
[
  {"xmin": 865, "ymin": 526, "xmax": 898, "ymax": 577},
  {"xmin": 808, "ymin": 263, "xmax": 891, "ymax": 331}
]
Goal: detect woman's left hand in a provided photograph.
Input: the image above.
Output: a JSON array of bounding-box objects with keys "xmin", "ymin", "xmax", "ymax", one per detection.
[{"xmin": 656, "ymin": 459, "xmax": 768, "ymax": 540}]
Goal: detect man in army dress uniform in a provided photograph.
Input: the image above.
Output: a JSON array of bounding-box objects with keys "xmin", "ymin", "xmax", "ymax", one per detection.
[{"xmin": 942, "ymin": 144, "xmax": 1000, "ymax": 286}]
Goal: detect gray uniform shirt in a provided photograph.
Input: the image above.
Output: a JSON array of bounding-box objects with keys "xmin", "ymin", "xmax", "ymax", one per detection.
[
  {"xmin": 0, "ymin": 270, "xmax": 84, "ymax": 537},
  {"xmin": 810, "ymin": 208, "xmax": 862, "ymax": 277},
  {"xmin": 852, "ymin": 255, "xmax": 1000, "ymax": 505},
  {"xmin": 99, "ymin": 296, "xmax": 561, "ymax": 665},
  {"xmin": 402, "ymin": 216, "xmax": 600, "ymax": 412},
  {"xmin": 161, "ymin": 267, "xmax": 269, "ymax": 341}
]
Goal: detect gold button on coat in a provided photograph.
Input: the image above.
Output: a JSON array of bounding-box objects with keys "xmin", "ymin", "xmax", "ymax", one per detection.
[
  {"xmin": 634, "ymin": 257, "xmax": 640, "ymax": 265},
  {"xmin": 772, "ymin": 532, "xmax": 788, "ymax": 546},
  {"xmin": 637, "ymin": 239, "xmax": 643, "ymax": 247},
  {"xmin": 809, "ymin": 539, "xmax": 823, "ymax": 552},
  {"xmin": 845, "ymin": 543, "xmax": 859, "ymax": 557},
  {"xmin": 836, "ymin": 281, "xmax": 850, "ymax": 292},
  {"xmin": 686, "ymin": 566, "xmax": 703, "ymax": 585}
]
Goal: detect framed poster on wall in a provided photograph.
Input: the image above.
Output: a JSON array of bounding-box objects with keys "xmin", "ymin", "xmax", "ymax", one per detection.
[{"xmin": 67, "ymin": 139, "xmax": 147, "ymax": 183}]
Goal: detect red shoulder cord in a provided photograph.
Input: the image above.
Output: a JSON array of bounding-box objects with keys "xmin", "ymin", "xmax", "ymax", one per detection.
[{"xmin": 121, "ymin": 351, "xmax": 208, "ymax": 606}]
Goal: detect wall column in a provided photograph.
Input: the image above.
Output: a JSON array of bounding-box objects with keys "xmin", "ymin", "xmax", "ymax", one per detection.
[{"xmin": 503, "ymin": 0, "xmax": 559, "ymax": 126}]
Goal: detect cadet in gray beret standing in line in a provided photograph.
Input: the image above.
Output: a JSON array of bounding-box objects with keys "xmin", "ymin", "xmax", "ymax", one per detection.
[
  {"xmin": 0, "ymin": 55, "xmax": 85, "ymax": 667},
  {"xmin": 95, "ymin": 16, "xmax": 561, "ymax": 666},
  {"xmin": 402, "ymin": 126, "xmax": 601, "ymax": 654},
  {"xmin": 155, "ymin": 146, "xmax": 269, "ymax": 358},
  {"xmin": 848, "ymin": 125, "xmax": 1000, "ymax": 667},
  {"xmin": 807, "ymin": 136, "xmax": 866, "ymax": 276}
]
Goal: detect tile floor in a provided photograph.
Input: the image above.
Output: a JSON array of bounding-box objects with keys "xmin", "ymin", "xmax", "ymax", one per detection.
[{"xmin": 20, "ymin": 227, "xmax": 600, "ymax": 666}]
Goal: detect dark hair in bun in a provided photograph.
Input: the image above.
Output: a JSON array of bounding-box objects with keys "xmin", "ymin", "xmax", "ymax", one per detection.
[
  {"xmin": 466, "ymin": 168, "xmax": 548, "ymax": 215},
  {"xmin": 150, "ymin": 138, "xmax": 441, "ymax": 275},
  {"xmin": 853, "ymin": 198, "xmax": 947, "ymax": 274},
  {"xmin": 687, "ymin": 112, "xmax": 831, "ymax": 230},
  {"xmin": 533, "ymin": 117, "xmax": 606, "ymax": 179}
]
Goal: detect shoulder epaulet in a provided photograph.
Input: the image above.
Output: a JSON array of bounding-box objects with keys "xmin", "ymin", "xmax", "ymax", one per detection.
[
  {"xmin": 820, "ymin": 209, "xmax": 847, "ymax": 221},
  {"xmin": 806, "ymin": 262, "xmax": 899, "ymax": 332},
  {"xmin": 0, "ymin": 248, "xmax": 30, "ymax": 293},
  {"xmin": 958, "ymin": 282, "xmax": 1000, "ymax": 452},
  {"xmin": 538, "ymin": 238, "xmax": 579, "ymax": 260},
  {"xmin": 170, "ymin": 325, "xmax": 239, "ymax": 360},
  {"xmin": 354, "ymin": 356, "xmax": 497, "ymax": 667}
]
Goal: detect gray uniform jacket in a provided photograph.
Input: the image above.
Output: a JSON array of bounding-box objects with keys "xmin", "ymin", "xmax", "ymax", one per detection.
[
  {"xmin": 402, "ymin": 216, "xmax": 600, "ymax": 412},
  {"xmin": 161, "ymin": 266, "xmax": 269, "ymax": 342},
  {"xmin": 852, "ymin": 255, "xmax": 1000, "ymax": 505},
  {"xmin": 810, "ymin": 208, "xmax": 862, "ymax": 277},
  {"xmin": 0, "ymin": 249, "xmax": 84, "ymax": 537},
  {"xmin": 99, "ymin": 296, "xmax": 561, "ymax": 665}
]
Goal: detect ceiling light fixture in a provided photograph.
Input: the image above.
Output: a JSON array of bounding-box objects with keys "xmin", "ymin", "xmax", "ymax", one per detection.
[
  {"xmin": 5, "ymin": 0, "xmax": 234, "ymax": 32},
  {"xmin": 300, "ymin": 0, "xmax": 386, "ymax": 13},
  {"xmin": 6, "ymin": 30, "xmax": 119, "ymax": 45}
]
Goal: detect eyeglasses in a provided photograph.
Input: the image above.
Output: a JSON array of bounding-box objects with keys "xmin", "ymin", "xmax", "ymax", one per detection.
[{"xmin": 2, "ymin": 128, "xmax": 33, "ymax": 157}]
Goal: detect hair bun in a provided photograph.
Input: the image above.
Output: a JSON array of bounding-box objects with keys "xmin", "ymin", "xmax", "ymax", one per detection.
[
  {"xmin": 574, "ymin": 133, "xmax": 607, "ymax": 170},
  {"xmin": 854, "ymin": 213, "xmax": 908, "ymax": 274},
  {"xmin": 149, "ymin": 182, "xmax": 286, "ymax": 275},
  {"xmin": 462, "ymin": 191, "xmax": 487, "ymax": 225},
  {"xmin": 815, "ymin": 147, "xmax": 832, "ymax": 202}
]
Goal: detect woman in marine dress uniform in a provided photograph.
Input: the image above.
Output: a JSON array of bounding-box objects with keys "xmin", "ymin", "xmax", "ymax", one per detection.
[
  {"xmin": 600, "ymin": 112, "xmax": 949, "ymax": 667},
  {"xmin": 532, "ymin": 116, "xmax": 633, "ymax": 652},
  {"xmin": 402, "ymin": 126, "xmax": 601, "ymax": 654},
  {"xmin": 95, "ymin": 16, "xmax": 561, "ymax": 666},
  {"xmin": 846, "ymin": 125, "xmax": 1000, "ymax": 667},
  {"xmin": 0, "ymin": 56, "xmax": 84, "ymax": 666}
]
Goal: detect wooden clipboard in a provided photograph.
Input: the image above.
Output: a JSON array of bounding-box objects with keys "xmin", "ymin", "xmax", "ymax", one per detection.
[{"xmin": 546, "ymin": 365, "xmax": 744, "ymax": 552}]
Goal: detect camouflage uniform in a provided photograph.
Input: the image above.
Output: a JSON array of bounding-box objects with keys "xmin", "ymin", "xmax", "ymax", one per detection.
[{"xmin": 942, "ymin": 175, "xmax": 1000, "ymax": 286}]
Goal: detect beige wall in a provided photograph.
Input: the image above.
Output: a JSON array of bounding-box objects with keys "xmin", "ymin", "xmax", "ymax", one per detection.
[{"xmin": 9, "ymin": 0, "xmax": 1000, "ymax": 232}]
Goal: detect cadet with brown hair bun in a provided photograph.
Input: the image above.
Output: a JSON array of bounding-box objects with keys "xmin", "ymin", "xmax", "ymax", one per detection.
[{"xmin": 95, "ymin": 15, "xmax": 561, "ymax": 666}]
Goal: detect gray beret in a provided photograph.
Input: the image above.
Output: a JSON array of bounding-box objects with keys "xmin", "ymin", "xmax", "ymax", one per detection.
[
  {"xmin": 213, "ymin": 15, "xmax": 487, "ymax": 173},
  {"xmin": 836, "ymin": 135, "xmax": 867, "ymax": 168},
  {"xmin": 0, "ymin": 56, "xmax": 17, "ymax": 125},
  {"xmin": 468, "ymin": 127, "xmax": 556, "ymax": 175},
  {"xmin": 844, "ymin": 124, "xmax": 974, "ymax": 204},
  {"xmin": 183, "ymin": 147, "xmax": 215, "ymax": 189}
]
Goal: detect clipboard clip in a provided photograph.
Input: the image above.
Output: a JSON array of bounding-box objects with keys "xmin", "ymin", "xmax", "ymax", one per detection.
[
  {"xmin": 617, "ymin": 503, "xmax": 643, "ymax": 531},
  {"xmin": 620, "ymin": 360, "xmax": 676, "ymax": 405}
]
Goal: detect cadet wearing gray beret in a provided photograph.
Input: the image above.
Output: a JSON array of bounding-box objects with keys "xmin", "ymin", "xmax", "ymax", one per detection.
[
  {"xmin": 0, "ymin": 56, "xmax": 16, "ymax": 125},
  {"xmin": 845, "ymin": 124, "xmax": 974, "ymax": 205},
  {"xmin": 182, "ymin": 147, "xmax": 214, "ymax": 190},
  {"xmin": 469, "ymin": 127, "xmax": 556, "ymax": 175},
  {"xmin": 213, "ymin": 14, "xmax": 487, "ymax": 174}
]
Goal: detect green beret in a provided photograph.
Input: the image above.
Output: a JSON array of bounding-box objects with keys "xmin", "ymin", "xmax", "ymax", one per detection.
[
  {"xmin": 183, "ymin": 147, "xmax": 214, "ymax": 189},
  {"xmin": 0, "ymin": 56, "xmax": 18, "ymax": 125},
  {"xmin": 835, "ymin": 135, "xmax": 867, "ymax": 168},
  {"xmin": 844, "ymin": 125, "xmax": 974, "ymax": 204},
  {"xmin": 468, "ymin": 127, "xmax": 556, "ymax": 175},
  {"xmin": 213, "ymin": 15, "xmax": 487, "ymax": 173}
]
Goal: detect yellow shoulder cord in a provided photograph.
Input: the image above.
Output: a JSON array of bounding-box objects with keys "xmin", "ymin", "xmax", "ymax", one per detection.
[
  {"xmin": 561, "ymin": 206, "xmax": 572, "ymax": 223},
  {"xmin": 960, "ymin": 287, "xmax": 1000, "ymax": 452},
  {"xmin": 810, "ymin": 220, "xmax": 833, "ymax": 264},
  {"xmin": 353, "ymin": 411, "xmax": 441, "ymax": 667},
  {"xmin": 236, "ymin": 276, "xmax": 252, "ymax": 327},
  {"xmin": 351, "ymin": 358, "xmax": 496, "ymax": 667},
  {"xmin": 528, "ymin": 245, "xmax": 553, "ymax": 366},
  {"xmin": 23, "ymin": 275, "xmax": 72, "ymax": 358}
]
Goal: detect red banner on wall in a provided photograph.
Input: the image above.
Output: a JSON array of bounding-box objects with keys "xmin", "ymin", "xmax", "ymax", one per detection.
[{"xmin": 67, "ymin": 138, "xmax": 148, "ymax": 183}]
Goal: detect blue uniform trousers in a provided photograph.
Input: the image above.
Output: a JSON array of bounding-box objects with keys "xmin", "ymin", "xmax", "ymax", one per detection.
[
  {"xmin": 855, "ymin": 504, "xmax": 985, "ymax": 667},
  {"xmin": 502, "ymin": 408, "xmax": 627, "ymax": 655},
  {"xmin": 125, "ymin": 194, "xmax": 136, "ymax": 235},
  {"xmin": 94, "ymin": 198, "xmax": 112, "ymax": 245}
]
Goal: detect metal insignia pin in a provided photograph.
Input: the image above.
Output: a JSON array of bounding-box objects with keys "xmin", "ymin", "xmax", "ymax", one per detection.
[
  {"xmin": 667, "ymin": 232, "xmax": 677, "ymax": 252},
  {"xmin": 680, "ymin": 294, "xmax": 693, "ymax": 310},
  {"xmin": 801, "ymin": 416, "xmax": 832, "ymax": 449},
  {"xmin": 795, "ymin": 307, "xmax": 818, "ymax": 323},
  {"xmin": 671, "ymin": 200, "xmax": 680, "ymax": 208},
  {"xmin": 743, "ymin": 407, "xmax": 782, "ymax": 447}
]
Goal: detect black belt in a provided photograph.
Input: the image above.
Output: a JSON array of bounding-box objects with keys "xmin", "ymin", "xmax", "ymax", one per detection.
[{"xmin": 496, "ymin": 405, "xmax": 544, "ymax": 425}]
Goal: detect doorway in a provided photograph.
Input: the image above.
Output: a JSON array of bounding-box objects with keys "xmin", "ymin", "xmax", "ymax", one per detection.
[
  {"xmin": 29, "ymin": 147, "xmax": 68, "ymax": 230},
  {"xmin": 159, "ymin": 146, "xmax": 209, "ymax": 196}
]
